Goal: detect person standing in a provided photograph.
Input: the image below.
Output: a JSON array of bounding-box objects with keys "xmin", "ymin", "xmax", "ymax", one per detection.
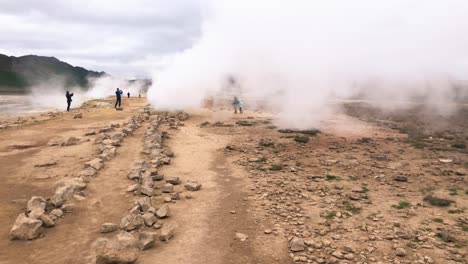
[
  {"xmin": 127, "ymin": 92, "xmax": 130, "ymax": 98},
  {"xmin": 66, "ymin": 91, "xmax": 74, "ymax": 111},
  {"xmin": 115, "ymin": 88, "xmax": 123, "ymax": 108},
  {"xmin": 233, "ymin": 96, "xmax": 240, "ymax": 114}
]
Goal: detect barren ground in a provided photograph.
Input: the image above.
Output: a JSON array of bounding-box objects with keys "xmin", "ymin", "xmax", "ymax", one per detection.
[{"xmin": 0, "ymin": 98, "xmax": 466, "ymax": 264}]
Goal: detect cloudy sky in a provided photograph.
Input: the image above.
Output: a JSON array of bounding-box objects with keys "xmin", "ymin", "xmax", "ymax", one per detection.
[{"xmin": 0, "ymin": 0, "xmax": 204, "ymax": 78}]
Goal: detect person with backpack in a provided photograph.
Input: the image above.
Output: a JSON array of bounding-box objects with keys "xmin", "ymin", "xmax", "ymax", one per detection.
[{"xmin": 66, "ymin": 91, "xmax": 74, "ymax": 111}]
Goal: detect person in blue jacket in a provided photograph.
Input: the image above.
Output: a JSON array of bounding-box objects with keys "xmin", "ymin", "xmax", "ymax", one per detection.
[
  {"xmin": 115, "ymin": 88, "xmax": 123, "ymax": 108},
  {"xmin": 66, "ymin": 91, "xmax": 73, "ymax": 111}
]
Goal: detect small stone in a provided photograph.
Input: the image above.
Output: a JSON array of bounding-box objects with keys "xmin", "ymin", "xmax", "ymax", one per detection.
[
  {"xmin": 264, "ymin": 229, "xmax": 273, "ymax": 234},
  {"xmin": 61, "ymin": 203, "xmax": 74, "ymax": 212},
  {"xmin": 137, "ymin": 197, "xmax": 152, "ymax": 212},
  {"xmin": 395, "ymin": 248, "xmax": 406, "ymax": 257},
  {"xmin": 85, "ymin": 158, "xmax": 104, "ymax": 171},
  {"xmin": 156, "ymin": 205, "xmax": 170, "ymax": 218},
  {"xmin": 139, "ymin": 185, "xmax": 154, "ymax": 196},
  {"xmin": 142, "ymin": 213, "xmax": 157, "ymax": 227},
  {"xmin": 236, "ymin": 233, "xmax": 248, "ymax": 241},
  {"xmin": 290, "ymin": 237, "xmax": 305, "ymax": 252},
  {"xmin": 120, "ymin": 214, "xmax": 144, "ymax": 231},
  {"xmin": 343, "ymin": 253, "xmax": 354, "ymax": 260},
  {"xmin": 127, "ymin": 184, "xmax": 140, "ymax": 192},
  {"xmin": 393, "ymin": 176, "xmax": 408, "ymax": 182},
  {"xmin": 26, "ymin": 196, "xmax": 46, "ymax": 219},
  {"xmin": 184, "ymin": 181, "xmax": 202, "ymax": 191},
  {"xmin": 50, "ymin": 209, "xmax": 64, "ymax": 219},
  {"xmin": 138, "ymin": 231, "xmax": 155, "ymax": 250},
  {"xmin": 331, "ymin": 251, "xmax": 344, "ymax": 259},
  {"xmin": 162, "ymin": 183, "xmax": 174, "ymax": 193},
  {"xmin": 39, "ymin": 214, "xmax": 55, "ymax": 227},
  {"xmin": 61, "ymin": 136, "xmax": 80, "ymax": 146},
  {"xmin": 101, "ymin": 223, "xmax": 119, "ymax": 233},
  {"xmin": 160, "ymin": 224, "xmax": 175, "ymax": 241},
  {"xmin": 163, "ymin": 150, "xmax": 174, "ymax": 157},
  {"xmin": 74, "ymin": 113, "xmax": 83, "ymax": 119},
  {"xmin": 165, "ymin": 177, "xmax": 181, "ymax": 185}
]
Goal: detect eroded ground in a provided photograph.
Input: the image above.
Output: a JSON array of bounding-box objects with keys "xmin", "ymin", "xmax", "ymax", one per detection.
[{"xmin": 0, "ymin": 99, "xmax": 466, "ymax": 264}]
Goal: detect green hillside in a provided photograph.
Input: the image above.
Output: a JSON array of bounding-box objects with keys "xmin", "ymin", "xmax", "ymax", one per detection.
[{"xmin": 0, "ymin": 53, "xmax": 107, "ymax": 93}]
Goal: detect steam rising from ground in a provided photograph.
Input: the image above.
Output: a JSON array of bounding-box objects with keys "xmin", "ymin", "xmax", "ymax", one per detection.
[
  {"xmin": 147, "ymin": 0, "xmax": 468, "ymax": 129},
  {"xmin": 28, "ymin": 76, "xmax": 146, "ymax": 111}
]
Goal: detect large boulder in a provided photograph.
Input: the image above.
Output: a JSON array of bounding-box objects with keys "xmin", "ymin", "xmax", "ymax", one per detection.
[
  {"xmin": 9, "ymin": 213, "xmax": 43, "ymax": 240},
  {"xmin": 26, "ymin": 196, "xmax": 46, "ymax": 219}
]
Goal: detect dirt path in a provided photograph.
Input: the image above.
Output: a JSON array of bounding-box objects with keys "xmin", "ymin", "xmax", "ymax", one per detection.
[{"xmin": 138, "ymin": 113, "xmax": 288, "ymax": 264}]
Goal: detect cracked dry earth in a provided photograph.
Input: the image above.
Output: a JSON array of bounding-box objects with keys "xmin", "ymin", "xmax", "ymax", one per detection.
[{"xmin": 0, "ymin": 98, "xmax": 466, "ymax": 264}]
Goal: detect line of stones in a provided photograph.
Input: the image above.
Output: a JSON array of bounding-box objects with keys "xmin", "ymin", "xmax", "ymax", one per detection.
[
  {"xmin": 93, "ymin": 110, "xmax": 202, "ymax": 264},
  {"xmin": 8, "ymin": 111, "xmax": 147, "ymax": 241}
]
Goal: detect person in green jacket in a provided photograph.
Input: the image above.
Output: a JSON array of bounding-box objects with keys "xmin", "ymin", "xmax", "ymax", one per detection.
[{"xmin": 233, "ymin": 96, "xmax": 243, "ymax": 114}]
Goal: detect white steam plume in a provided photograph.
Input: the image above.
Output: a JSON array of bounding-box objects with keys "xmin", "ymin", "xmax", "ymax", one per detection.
[
  {"xmin": 147, "ymin": 0, "xmax": 468, "ymax": 129},
  {"xmin": 27, "ymin": 76, "xmax": 147, "ymax": 111}
]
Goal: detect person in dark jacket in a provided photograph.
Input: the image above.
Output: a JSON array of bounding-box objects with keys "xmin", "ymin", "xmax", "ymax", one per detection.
[
  {"xmin": 115, "ymin": 88, "xmax": 123, "ymax": 108},
  {"xmin": 66, "ymin": 91, "xmax": 74, "ymax": 111},
  {"xmin": 127, "ymin": 92, "xmax": 130, "ymax": 98}
]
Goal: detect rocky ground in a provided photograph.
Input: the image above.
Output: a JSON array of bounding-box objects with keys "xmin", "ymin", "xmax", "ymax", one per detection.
[{"xmin": 0, "ymin": 98, "xmax": 466, "ymax": 264}]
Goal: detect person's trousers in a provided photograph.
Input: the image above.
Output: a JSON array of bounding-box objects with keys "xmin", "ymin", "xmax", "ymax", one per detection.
[
  {"xmin": 115, "ymin": 98, "xmax": 121, "ymax": 108},
  {"xmin": 67, "ymin": 101, "xmax": 71, "ymax": 111}
]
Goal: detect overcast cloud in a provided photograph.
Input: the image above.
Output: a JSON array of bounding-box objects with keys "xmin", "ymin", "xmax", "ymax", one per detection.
[{"xmin": 0, "ymin": 0, "xmax": 204, "ymax": 78}]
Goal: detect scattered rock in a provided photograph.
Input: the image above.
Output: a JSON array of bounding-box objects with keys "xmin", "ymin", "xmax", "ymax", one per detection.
[
  {"xmin": 142, "ymin": 213, "xmax": 157, "ymax": 227},
  {"xmin": 139, "ymin": 185, "xmax": 154, "ymax": 196},
  {"xmin": 120, "ymin": 214, "xmax": 144, "ymax": 231},
  {"xmin": 61, "ymin": 136, "xmax": 80, "ymax": 146},
  {"xmin": 162, "ymin": 183, "xmax": 174, "ymax": 193},
  {"xmin": 94, "ymin": 237, "xmax": 139, "ymax": 264},
  {"xmin": 395, "ymin": 248, "xmax": 406, "ymax": 257},
  {"xmin": 39, "ymin": 214, "xmax": 55, "ymax": 227},
  {"xmin": 184, "ymin": 181, "xmax": 202, "ymax": 191},
  {"xmin": 160, "ymin": 224, "xmax": 175, "ymax": 241},
  {"xmin": 26, "ymin": 196, "xmax": 46, "ymax": 219},
  {"xmin": 49, "ymin": 209, "xmax": 64, "ymax": 220},
  {"xmin": 165, "ymin": 176, "xmax": 181, "ymax": 185},
  {"xmin": 290, "ymin": 237, "xmax": 305, "ymax": 252},
  {"xmin": 85, "ymin": 158, "xmax": 104, "ymax": 171},
  {"xmin": 9, "ymin": 213, "xmax": 43, "ymax": 240},
  {"xmin": 235, "ymin": 232, "xmax": 248, "ymax": 241},
  {"xmin": 138, "ymin": 232, "xmax": 155, "ymax": 250},
  {"xmin": 101, "ymin": 223, "xmax": 119, "ymax": 233},
  {"xmin": 73, "ymin": 113, "xmax": 83, "ymax": 119},
  {"xmin": 156, "ymin": 205, "xmax": 170, "ymax": 218},
  {"xmin": 393, "ymin": 175, "xmax": 408, "ymax": 182}
]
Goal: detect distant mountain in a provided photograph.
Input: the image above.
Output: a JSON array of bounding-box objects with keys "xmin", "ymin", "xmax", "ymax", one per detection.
[{"xmin": 0, "ymin": 54, "xmax": 107, "ymax": 93}]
